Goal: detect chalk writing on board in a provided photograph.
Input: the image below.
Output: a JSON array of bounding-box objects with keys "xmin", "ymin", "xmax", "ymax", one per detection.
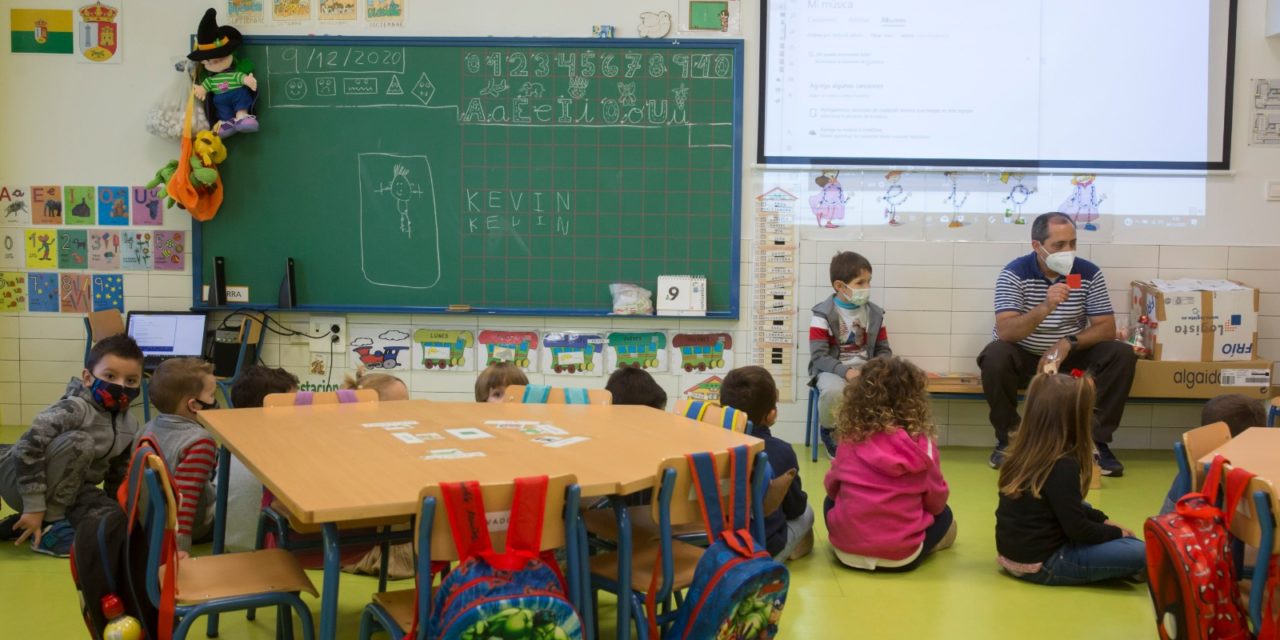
[{"xmin": 359, "ymin": 153, "xmax": 440, "ymax": 289}]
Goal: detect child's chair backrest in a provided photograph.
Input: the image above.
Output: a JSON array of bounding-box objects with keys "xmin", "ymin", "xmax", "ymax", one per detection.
[
  {"xmin": 502, "ymin": 384, "xmax": 612, "ymax": 405},
  {"xmin": 676, "ymin": 399, "xmax": 750, "ymax": 434},
  {"xmin": 1183, "ymin": 421, "xmax": 1232, "ymax": 490},
  {"xmin": 419, "ymin": 474, "xmax": 577, "ymax": 562},
  {"xmin": 649, "ymin": 449, "xmax": 751, "ymax": 529},
  {"xmin": 88, "ymin": 309, "xmax": 126, "ymax": 342},
  {"xmin": 262, "ymin": 388, "xmax": 379, "ymax": 407},
  {"xmin": 1224, "ymin": 472, "xmax": 1278, "ymax": 550}
]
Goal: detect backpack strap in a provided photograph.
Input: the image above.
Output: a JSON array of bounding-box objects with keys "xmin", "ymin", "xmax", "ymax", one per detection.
[
  {"xmin": 687, "ymin": 452, "xmax": 726, "ymax": 539},
  {"xmin": 563, "ymin": 387, "xmax": 589, "ymax": 405},
  {"xmin": 440, "ymin": 480, "xmax": 494, "ymax": 562},
  {"xmin": 293, "ymin": 391, "xmax": 314, "ymax": 405},
  {"xmin": 522, "ymin": 385, "xmax": 551, "ymax": 404},
  {"xmin": 336, "ymin": 389, "xmax": 359, "ymax": 403},
  {"xmin": 118, "ymin": 435, "xmax": 167, "ymax": 535},
  {"xmin": 726, "ymin": 445, "xmax": 750, "ymax": 532}
]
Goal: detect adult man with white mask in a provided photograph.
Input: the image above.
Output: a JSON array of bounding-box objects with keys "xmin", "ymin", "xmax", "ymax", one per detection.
[{"xmin": 978, "ymin": 212, "xmax": 1137, "ymax": 475}]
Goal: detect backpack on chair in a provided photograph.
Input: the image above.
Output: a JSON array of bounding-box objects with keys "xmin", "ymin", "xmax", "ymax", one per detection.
[
  {"xmin": 424, "ymin": 476, "xmax": 582, "ymax": 640},
  {"xmin": 69, "ymin": 435, "xmax": 166, "ymax": 639},
  {"xmin": 1145, "ymin": 455, "xmax": 1254, "ymax": 640},
  {"xmin": 653, "ymin": 445, "xmax": 790, "ymax": 639}
]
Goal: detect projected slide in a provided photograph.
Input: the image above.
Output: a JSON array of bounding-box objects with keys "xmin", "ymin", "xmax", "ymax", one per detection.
[{"xmin": 761, "ymin": 0, "xmax": 1233, "ymax": 169}]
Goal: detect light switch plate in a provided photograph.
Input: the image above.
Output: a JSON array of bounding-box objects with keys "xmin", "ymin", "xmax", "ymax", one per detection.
[{"xmin": 1267, "ymin": 181, "xmax": 1280, "ymax": 201}]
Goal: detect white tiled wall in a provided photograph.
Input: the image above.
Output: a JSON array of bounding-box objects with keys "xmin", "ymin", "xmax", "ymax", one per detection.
[{"xmin": 5, "ymin": 241, "xmax": 1274, "ymax": 451}]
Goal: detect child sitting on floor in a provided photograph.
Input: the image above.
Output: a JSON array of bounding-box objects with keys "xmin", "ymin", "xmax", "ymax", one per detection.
[
  {"xmin": 996, "ymin": 373, "xmax": 1144, "ymax": 586},
  {"xmin": 824, "ymin": 356, "xmax": 955, "ymax": 572},
  {"xmin": 721, "ymin": 366, "xmax": 814, "ymax": 561},
  {"xmin": 222, "ymin": 366, "xmax": 300, "ymax": 551}
]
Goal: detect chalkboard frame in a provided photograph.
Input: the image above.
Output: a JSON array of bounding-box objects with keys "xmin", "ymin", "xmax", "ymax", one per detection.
[{"xmin": 192, "ymin": 35, "xmax": 744, "ymax": 318}]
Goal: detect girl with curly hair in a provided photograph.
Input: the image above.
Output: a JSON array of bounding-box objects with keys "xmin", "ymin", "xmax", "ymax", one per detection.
[{"xmin": 823, "ymin": 356, "xmax": 956, "ymax": 571}]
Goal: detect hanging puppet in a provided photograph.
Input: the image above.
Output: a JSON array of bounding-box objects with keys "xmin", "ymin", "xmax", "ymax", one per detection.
[{"xmin": 188, "ymin": 8, "xmax": 258, "ymax": 138}]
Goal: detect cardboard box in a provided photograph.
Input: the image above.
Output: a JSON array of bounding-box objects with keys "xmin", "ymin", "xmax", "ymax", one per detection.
[
  {"xmin": 1130, "ymin": 359, "xmax": 1272, "ymax": 399},
  {"xmin": 1129, "ymin": 279, "xmax": 1259, "ymax": 361}
]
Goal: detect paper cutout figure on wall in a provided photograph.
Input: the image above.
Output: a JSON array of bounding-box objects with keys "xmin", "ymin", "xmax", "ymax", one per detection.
[
  {"xmin": 349, "ymin": 328, "xmax": 411, "ymax": 370},
  {"xmin": 607, "ymin": 331, "xmax": 668, "ymax": 372},
  {"xmin": 808, "ymin": 171, "xmax": 848, "ymax": 229},
  {"xmin": 881, "ymin": 171, "xmax": 909, "ymax": 227},
  {"xmin": 671, "ymin": 332, "xmax": 733, "ymax": 374},
  {"xmin": 1058, "ymin": 174, "xmax": 1105, "ymax": 232},
  {"xmin": 1001, "ymin": 172, "xmax": 1034, "ymax": 225}
]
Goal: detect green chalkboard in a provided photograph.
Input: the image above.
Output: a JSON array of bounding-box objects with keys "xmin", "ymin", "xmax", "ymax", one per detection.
[{"xmin": 197, "ymin": 37, "xmax": 743, "ymax": 316}]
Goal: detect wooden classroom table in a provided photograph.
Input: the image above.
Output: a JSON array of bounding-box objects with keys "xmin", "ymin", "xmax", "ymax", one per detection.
[
  {"xmin": 199, "ymin": 400, "xmax": 763, "ymax": 640},
  {"xmin": 1199, "ymin": 427, "xmax": 1280, "ymax": 483}
]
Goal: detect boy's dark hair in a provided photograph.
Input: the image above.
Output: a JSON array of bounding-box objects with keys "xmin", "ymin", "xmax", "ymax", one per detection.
[
  {"xmin": 605, "ymin": 367, "xmax": 668, "ymax": 410},
  {"xmin": 149, "ymin": 357, "xmax": 215, "ymax": 414},
  {"xmin": 86, "ymin": 334, "xmax": 145, "ymax": 371},
  {"xmin": 829, "ymin": 251, "xmax": 873, "ymax": 284},
  {"xmin": 1202, "ymin": 394, "xmax": 1266, "ymax": 437},
  {"xmin": 720, "ymin": 366, "xmax": 778, "ymax": 427},
  {"xmin": 230, "ymin": 365, "xmax": 300, "ymax": 409},
  {"xmin": 474, "ymin": 362, "xmax": 529, "ymax": 402}
]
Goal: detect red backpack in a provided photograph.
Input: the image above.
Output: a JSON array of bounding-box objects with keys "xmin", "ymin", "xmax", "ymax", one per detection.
[{"xmin": 1145, "ymin": 455, "xmax": 1253, "ymax": 640}]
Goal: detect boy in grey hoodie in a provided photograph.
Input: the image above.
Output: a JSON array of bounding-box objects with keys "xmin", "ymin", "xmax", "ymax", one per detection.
[{"xmin": 0, "ymin": 334, "xmax": 144, "ymax": 556}]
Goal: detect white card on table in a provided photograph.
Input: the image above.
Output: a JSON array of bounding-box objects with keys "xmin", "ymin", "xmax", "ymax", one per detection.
[
  {"xmin": 543, "ymin": 436, "xmax": 590, "ymax": 448},
  {"xmin": 362, "ymin": 420, "xmax": 418, "ymax": 430},
  {"xmin": 447, "ymin": 427, "xmax": 494, "ymax": 440}
]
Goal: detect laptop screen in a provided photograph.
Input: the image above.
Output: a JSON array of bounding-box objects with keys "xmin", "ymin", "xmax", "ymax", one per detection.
[{"xmin": 128, "ymin": 313, "xmax": 206, "ymax": 359}]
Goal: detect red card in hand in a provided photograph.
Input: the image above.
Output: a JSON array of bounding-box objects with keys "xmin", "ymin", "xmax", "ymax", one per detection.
[{"xmin": 1066, "ymin": 274, "xmax": 1082, "ymax": 289}]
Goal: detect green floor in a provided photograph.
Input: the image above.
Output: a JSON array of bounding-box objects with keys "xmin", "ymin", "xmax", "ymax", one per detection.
[{"xmin": 0, "ymin": 421, "xmax": 1168, "ymax": 639}]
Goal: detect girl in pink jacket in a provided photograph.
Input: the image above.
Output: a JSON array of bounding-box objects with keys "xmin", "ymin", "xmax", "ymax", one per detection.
[{"xmin": 824, "ymin": 357, "xmax": 957, "ymax": 571}]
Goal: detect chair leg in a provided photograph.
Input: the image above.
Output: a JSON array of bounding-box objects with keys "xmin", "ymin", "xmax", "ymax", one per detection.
[
  {"xmin": 291, "ymin": 597, "xmax": 317, "ymax": 640},
  {"xmin": 358, "ymin": 607, "xmax": 377, "ymax": 640},
  {"xmin": 174, "ymin": 612, "xmax": 198, "ymax": 640},
  {"xmin": 809, "ymin": 389, "xmax": 822, "ymax": 463},
  {"xmin": 278, "ymin": 603, "xmax": 294, "ymax": 640},
  {"xmin": 803, "ymin": 390, "xmax": 813, "ymax": 447},
  {"xmin": 377, "ymin": 534, "xmax": 391, "ymax": 593}
]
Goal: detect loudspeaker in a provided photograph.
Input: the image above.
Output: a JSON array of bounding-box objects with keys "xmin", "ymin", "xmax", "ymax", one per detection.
[
  {"xmin": 211, "ymin": 256, "xmax": 227, "ymax": 306},
  {"xmin": 278, "ymin": 257, "xmax": 297, "ymax": 309}
]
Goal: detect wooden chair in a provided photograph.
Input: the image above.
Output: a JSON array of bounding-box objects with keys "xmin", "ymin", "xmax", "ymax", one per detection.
[
  {"xmin": 675, "ymin": 399, "xmax": 751, "ymax": 434},
  {"xmin": 1220, "ymin": 468, "xmax": 1278, "ymax": 632},
  {"xmin": 82, "ymin": 308, "xmax": 125, "ymax": 365},
  {"xmin": 589, "ymin": 448, "xmax": 768, "ymax": 640},
  {"xmin": 215, "ymin": 313, "xmax": 266, "ymax": 408},
  {"xmin": 1180, "ymin": 422, "xmax": 1234, "ymax": 492},
  {"xmin": 503, "ymin": 384, "xmax": 612, "ymax": 405},
  {"xmin": 137, "ymin": 455, "xmax": 317, "ymax": 640},
  {"xmin": 358, "ymin": 475, "xmax": 584, "ymax": 640}
]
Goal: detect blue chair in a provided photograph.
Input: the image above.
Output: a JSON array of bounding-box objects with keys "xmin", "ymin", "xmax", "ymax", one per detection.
[
  {"xmin": 359, "ymin": 474, "xmax": 585, "ymax": 640},
  {"xmin": 1221, "ymin": 472, "xmax": 1278, "ymax": 632},
  {"xmin": 589, "ymin": 448, "xmax": 768, "ymax": 640},
  {"xmin": 807, "ymin": 383, "xmax": 821, "ymax": 462},
  {"xmin": 139, "ymin": 456, "xmax": 317, "ymax": 640},
  {"xmin": 215, "ymin": 313, "xmax": 267, "ymax": 408},
  {"xmin": 504, "ymin": 383, "xmax": 612, "ymax": 405},
  {"xmin": 1269, "ymin": 398, "xmax": 1279, "ymax": 428},
  {"xmin": 1171, "ymin": 441, "xmax": 1192, "ymax": 499}
]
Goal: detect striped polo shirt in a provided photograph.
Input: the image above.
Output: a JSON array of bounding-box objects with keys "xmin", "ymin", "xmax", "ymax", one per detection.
[{"xmin": 992, "ymin": 252, "xmax": 1114, "ymax": 355}]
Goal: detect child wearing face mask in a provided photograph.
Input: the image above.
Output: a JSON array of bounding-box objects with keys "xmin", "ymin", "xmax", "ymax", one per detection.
[
  {"xmin": 138, "ymin": 357, "xmax": 220, "ymax": 553},
  {"xmin": 0, "ymin": 335, "xmax": 145, "ymax": 557},
  {"xmin": 809, "ymin": 251, "xmax": 893, "ymax": 459}
]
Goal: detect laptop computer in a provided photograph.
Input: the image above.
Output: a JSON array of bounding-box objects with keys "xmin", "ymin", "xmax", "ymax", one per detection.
[{"xmin": 126, "ymin": 311, "xmax": 209, "ymax": 372}]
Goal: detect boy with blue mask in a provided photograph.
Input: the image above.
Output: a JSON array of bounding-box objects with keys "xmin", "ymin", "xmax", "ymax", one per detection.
[
  {"xmin": 0, "ymin": 334, "xmax": 144, "ymax": 557},
  {"xmin": 139, "ymin": 357, "xmax": 220, "ymax": 552},
  {"xmin": 809, "ymin": 251, "xmax": 893, "ymax": 458}
]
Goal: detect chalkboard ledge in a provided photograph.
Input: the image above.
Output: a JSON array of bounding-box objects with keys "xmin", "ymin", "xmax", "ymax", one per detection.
[{"xmin": 191, "ymin": 303, "xmax": 738, "ymax": 319}]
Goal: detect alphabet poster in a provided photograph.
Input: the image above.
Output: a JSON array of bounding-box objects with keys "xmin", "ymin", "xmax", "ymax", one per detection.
[
  {"xmin": 0, "ymin": 272, "xmax": 26, "ymax": 312},
  {"xmin": 153, "ymin": 230, "xmax": 184, "ymax": 271},
  {"xmin": 0, "ymin": 185, "xmax": 30, "ymax": 225},
  {"xmin": 25, "ymin": 229, "xmax": 57, "ymax": 269},
  {"xmin": 0, "ymin": 229, "xmax": 22, "ymax": 269},
  {"xmin": 92, "ymin": 273, "xmax": 123, "ymax": 311},
  {"xmin": 97, "ymin": 185, "xmax": 129, "ymax": 225},
  {"xmin": 27, "ymin": 272, "xmax": 58, "ymax": 312},
  {"xmin": 64, "ymin": 185, "xmax": 95, "ymax": 225},
  {"xmin": 57, "ymin": 229, "xmax": 88, "ymax": 269},
  {"xmin": 131, "ymin": 186, "xmax": 161, "ymax": 225},
  {"xmin": 60, "ymin": 273, "xmax": 91, "ymax": 313},
  {"xmin": 119, "ymin": 231, "xmax": 152, "ymax": 270},
  {"xmin": 30, "ymin": 185, "xmax": 62, "ymax": 225},
  {"xmin": 89, "ymin": 230, "xmax": 120, "ymax": 270}
]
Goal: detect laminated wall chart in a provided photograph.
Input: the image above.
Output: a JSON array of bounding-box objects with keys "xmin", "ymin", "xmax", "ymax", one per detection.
[{"xmin": 752, "ymin": 187, "xmax": 798, "ymax": 402}]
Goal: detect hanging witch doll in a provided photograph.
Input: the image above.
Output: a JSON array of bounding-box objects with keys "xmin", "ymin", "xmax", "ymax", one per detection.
[{"xmin": 188, "ymin": 8, "xmax": 258, "ymax": 138}]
